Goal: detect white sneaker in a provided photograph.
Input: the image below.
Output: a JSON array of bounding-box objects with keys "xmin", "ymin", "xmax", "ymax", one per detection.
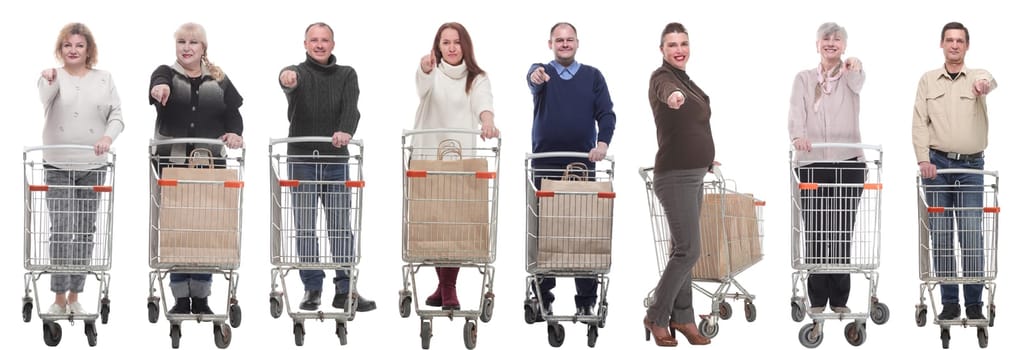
[
  {"xmin": 831, "ymin": 306, "xmax": 851, "ymax": 314},
  {"xmin": 66, "ymin": 301, "xmax": 86, "ymax": 314},
  {"xmin": 47, "ymin": 303, "xmax": 66, "ymax": 315},
  {"xmin": 808, "ymin": 306, "xmax": 825, "ymax": 314}
]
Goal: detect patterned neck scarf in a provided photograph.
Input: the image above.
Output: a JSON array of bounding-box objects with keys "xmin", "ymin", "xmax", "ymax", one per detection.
[{"xmin": 814, "ymin": 62, "xmax": 843, "ymax": 112}]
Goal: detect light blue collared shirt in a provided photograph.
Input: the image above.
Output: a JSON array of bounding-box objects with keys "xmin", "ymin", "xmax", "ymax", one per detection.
[{"xmin": 550, "ymin": 60, "xmax": 580, "ymax": 80}]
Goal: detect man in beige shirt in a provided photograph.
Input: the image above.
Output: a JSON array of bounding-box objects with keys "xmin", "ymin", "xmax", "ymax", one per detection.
[{"xmin": 912, "ymin": 21, "xmax": 996, "ymax": 322}]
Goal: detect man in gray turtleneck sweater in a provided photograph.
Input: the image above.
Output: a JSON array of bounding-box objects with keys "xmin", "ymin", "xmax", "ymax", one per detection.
[{"xmin": 278, "ymin": 22, "xmax": 375, "ymax": 313}]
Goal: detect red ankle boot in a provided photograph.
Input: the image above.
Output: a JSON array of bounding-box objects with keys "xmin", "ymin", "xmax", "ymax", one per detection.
[{"xmin": 439, "ymin": 267, "xmax": 460, "ymax": 310}]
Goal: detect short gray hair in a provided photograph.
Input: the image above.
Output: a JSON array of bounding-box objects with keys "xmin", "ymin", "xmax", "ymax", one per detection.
[{"xmin": 816, "ymin": 22, "xmax": 847, "ymax": 41}]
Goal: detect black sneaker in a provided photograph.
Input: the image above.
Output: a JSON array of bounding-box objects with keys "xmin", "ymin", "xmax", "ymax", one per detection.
[
  {"xmin": 169, "ymin": 298, "xmax": 191, "ymax": 314},
  {"xmin": 299, "ymin": 290, "xmax": 322, "ymax": 311},
  {"xmin": 190, "ymin": 297, "xmax": 214, "ymax": 314},
  {"xmin": 575, "ymin": 305, "xmax": 595, "ymax": 317},
  {"xmin": 938, "ymin": 303, "xmax": 961, "ymax": 320},
  {"xmin": 333, "ymin": 293, "xmax": 377, "ymax": 312},
  {"xmin": 965, "ymin": 305, "xmax": 986, "ymax": 320}
]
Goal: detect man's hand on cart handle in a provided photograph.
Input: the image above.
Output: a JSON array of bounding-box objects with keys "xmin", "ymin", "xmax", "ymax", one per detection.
[{"xmin": 919, "ymin": 161, "xmax": 937, "ymax": 179}]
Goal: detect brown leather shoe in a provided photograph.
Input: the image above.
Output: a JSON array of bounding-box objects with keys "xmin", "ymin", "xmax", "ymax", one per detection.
[
  {"xmin": 669, "ymin": 322, "xmax": 711, "ymax": 345},
  {"xmin": 644, "ymin": 317, "xmax": 679, "ymax": 347}
]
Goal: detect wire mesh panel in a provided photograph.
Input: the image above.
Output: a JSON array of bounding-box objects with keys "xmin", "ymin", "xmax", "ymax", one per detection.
[
  {"xmin": 269, "ymin": 138, "xmax": 364, "ymax": 268},
  {"xmin": 24, "ymin": 145, "xmax": 115, "ymax": 272},
  {"xmin": 917, "ymin": 170, "xmax": 999, "ymax": 282},
  {"xmin": 148, "ymin": 138, "xmax": 245, "ymax": 269}
]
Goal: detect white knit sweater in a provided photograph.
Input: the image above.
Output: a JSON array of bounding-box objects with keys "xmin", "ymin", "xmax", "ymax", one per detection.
[
  {"xmin": 411, "ymin": 60, "xmax": 493, "ymax": 158},
  {"xmin": 38, "ymin": 68, "xmax": 124, "ymax": 169}
]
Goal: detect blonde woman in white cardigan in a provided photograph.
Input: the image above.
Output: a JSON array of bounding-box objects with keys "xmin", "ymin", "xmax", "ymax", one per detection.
[{"xmin": 37, "ymin": 22, "xmax": 124, "ymax": 316}]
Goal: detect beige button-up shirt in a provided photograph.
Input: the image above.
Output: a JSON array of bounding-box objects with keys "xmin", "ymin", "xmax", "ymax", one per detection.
[{"xmin": 911, "ymin": 66, "xmax": 996, "ymax": 163}]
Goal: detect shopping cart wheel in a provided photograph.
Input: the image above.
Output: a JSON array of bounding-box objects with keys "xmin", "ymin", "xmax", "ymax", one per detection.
[
  {"xmin": 977, "ymin": 327, "xmax": 988, "ymax": 348},
  {"xmin": 22, "ymin": 299, "xmax": 33, "ymax": 323},
  {"xmin": 100, "ymin": 298, "xmax": 111, "ymax": 324},
  {"xmin": 988, "ymin": 305, "xmax": 996, "ymax": 327},
  {"xmin": 270, "ymin": 296, "xmax": 283, "ymax": 319},
  {"xmin": 42, "ymin": 321, "xmax": 62, "ymax": 347},
  {"xmin": 791, "ymin": 301, "xmax": 806, "ymax": 322},
  {"xmin": 170, "ymin": 324, "xmax": 182, "ymax": 349},
  {"xmin": 480, "ymin": 295, "xmax": 494, "ymax": 323},
  {"xmin": 744, "ymin": 302, "xmax": 757, "ymax": 322},
  {"xmin": 336, "ymin": 321, "xmax": 348, "ymax": 346},
  {"xmin": 463, "ymin": 320, "xmax": 478, "ymax": 349},
  {"xmin": 85, "ymin": 321, "xmax": 98, "ymax": 347},
  {"xmin": 399, "ymin": 295, "xmax": 412, "ymax": 318},
  {"xmin": 870, "ymin": 302, "xmax": 889, "ymax": 325},
  {"xmin": 147, "ymin": 301, "xmax": 160, "ymax": 324},
  {"xmin": 586, "ymin": 324, "xmax": 598, "ymax": 348},
  {"xmin": 940, "ymin": 327, "xmax": 950, "ymax": 349},
  {"xmin": 798, "ymin": 323, "xmax": 823, "ymax": 348},
  {"xmin": 596, "ymin": 302, "xmax": 608, "ymax": 328},
  {"xmin": 229, "ymin": 304, "xmax": 242, "ymax": 328},
  {"xmin": 547, "ymin": 323, "xmax": 565, "ymax": 347},
  {"xmin": 718, "ymin": 301, "xmax": 732, "ymax": 320},
  {"xmin": 420, "ymin": 320, "xmax": 432, "ymax": 349},
  {"xmin": 523, "ymin": 302, "xmax": 538, "ymax": 325},
  {"xmin": 844, "ymin": 322, "xmax": 866, "ymax": 346},
  {"xmin": 213, "ymin": 323, "xmax": 231, "ymax": 349},
  {"xmin": 698, "ymin": 318, "xmax": 719, "ymax": 338},
  {"xmin": 293, "ymin": 323, "xmax": 305, "ymax": 346},
  {"xmin": 915, "ymin": 305, "xmax": 928, "ymax": 327}
]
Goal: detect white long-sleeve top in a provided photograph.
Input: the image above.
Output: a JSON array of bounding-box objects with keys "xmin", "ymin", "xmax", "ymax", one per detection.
[
  {"xmin": 411, "ymin": 60, "xmax": 493, "ymax": 158},
  {"xmin": 38, "ymin": 68, "xmax": 124, "ymax": 169}
]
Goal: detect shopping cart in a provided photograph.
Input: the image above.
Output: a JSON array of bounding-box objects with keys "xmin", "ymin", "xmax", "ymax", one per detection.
[
  {"xmin": 789, "ymin": 143, "xmax": 889, "ymax": 348},
  {"xmin": 914, "ymin": 168, "xmax": 998, "ymax": 349},
  {"xmin": 640, "ymin": 165, "xmax": 765, "ymax": 340},
  {"xmin": 522, "ymin": 152, "xmax": 614, "ymax": 348},
  {"xmin": 146, "ymin": 138, "xmax": 244, "ymax": 349},
  {"xmin": 396, "ymin": 129, "xmax": 499, "ymax": 350},
  {"xmin": 267, "ymin": 136, "xmax": 365, "ymax": 346},
  {"xmin": 22, "ymin": 145, "xmax": 115, "ymax": 347}
]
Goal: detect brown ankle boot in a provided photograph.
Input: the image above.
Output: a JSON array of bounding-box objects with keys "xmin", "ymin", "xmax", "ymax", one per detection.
[{"xmin": 439, "ymin": 267, "xmax": 460, "ymax": 310}]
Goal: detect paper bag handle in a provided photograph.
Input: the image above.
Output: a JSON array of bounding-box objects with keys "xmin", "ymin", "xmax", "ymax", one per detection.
[
  {"xmin": 188, "ymin": 148, "xmax": 214, "ymax": 168},
  {"xmin": 561, "ymin": 162, "xmax": 589, "ymax": 181},
  {"xmin": 436, "ymin": 139, "xmax": 463, "ymax": 160}
]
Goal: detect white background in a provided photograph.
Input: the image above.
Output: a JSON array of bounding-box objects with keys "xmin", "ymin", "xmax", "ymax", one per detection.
[{"xmin": 2, "ymin": 0, "xmax": 1018, "ymax": 349}]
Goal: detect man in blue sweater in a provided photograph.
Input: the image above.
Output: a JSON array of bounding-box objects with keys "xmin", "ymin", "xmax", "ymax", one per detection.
[{"xmin": 527, "ymin": 22, "xmax": 616, "ymax": 318}]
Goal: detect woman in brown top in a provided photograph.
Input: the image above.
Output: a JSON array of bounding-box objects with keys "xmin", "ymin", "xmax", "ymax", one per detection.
[{"xmin": 642, "ymin": 22, "xmax": 712, "ymax": 347}]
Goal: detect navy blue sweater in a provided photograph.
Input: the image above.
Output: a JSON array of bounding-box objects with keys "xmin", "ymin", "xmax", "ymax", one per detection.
[{"xmin": 528, "ymin": 63, "xmax": 616, "ymax": 158}]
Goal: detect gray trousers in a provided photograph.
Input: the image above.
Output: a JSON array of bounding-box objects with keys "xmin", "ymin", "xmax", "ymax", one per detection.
[
  {"xmin": 646, "ymin": 168, "xmax": 704, "ymax": 326},
  {"xmin": 46, "ymin": 167, "xmax": 104, "ymax": 293}
]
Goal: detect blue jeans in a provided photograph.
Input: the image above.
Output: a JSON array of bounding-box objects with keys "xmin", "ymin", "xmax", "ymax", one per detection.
[
  {"xmin": 288, "ymin": 161, "xmax": 354, "ymax": 293},
  {"xmin": 924, "ymin": 150, "xmax": 984, "ymax": 307}
]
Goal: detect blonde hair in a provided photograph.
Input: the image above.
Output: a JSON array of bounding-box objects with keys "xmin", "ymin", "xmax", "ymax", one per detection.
[
  {"xmin": 54, "ymin": 22, "xmax": 98, "ymax": 68},
  {"xmin": 174, "ymin": 22, "xmax": 224, "ymax": 81}
]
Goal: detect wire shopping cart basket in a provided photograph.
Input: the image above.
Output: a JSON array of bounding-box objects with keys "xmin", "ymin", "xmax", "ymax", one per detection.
[
  {"xmin": 267, "ymin": 136, "xmax": 365, "ymax": 346},
  {"xmin": 146, "ymin": 138, "xmax": 244, "ymax": 349},
  {"xmin": 914, "ymin": 168, "xmax": 999, "ymax": 349},
  {"xmin": 640, "ymin": 165, "xmax": 765, "ymax": 340},
  {"xmin": 396, "ymin": 129, "xmax": 499, "ymax": 350},
  {"xmin": 789, "ymin": 143, "xmax": 889, "ymax": 348},
  {"xmin": 23, "ymin": 145, "xmax": 115, "ymax": 346},
  {"xmin": 523, "ymin": 152, "xmax": 615, "ymax": 347}
]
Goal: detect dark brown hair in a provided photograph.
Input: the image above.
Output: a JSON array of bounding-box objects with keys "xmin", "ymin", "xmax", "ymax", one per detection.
[
  {"xmin": 432, "ymin": 22, "xmax": 486, "ymax": 94},
  {"xmin": 660, "ymin": 22, "xmax": 688, "ymax": 47}
]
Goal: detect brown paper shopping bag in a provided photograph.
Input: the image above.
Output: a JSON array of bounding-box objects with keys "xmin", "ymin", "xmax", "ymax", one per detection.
[
  {"xmin": 406, "ymin": 140, "xmax": 491, "ymax": 261},
  {"xmin": 158, "ymin": 148, "xmax": 241, "ymax": 266},
  {"xmin": 692, "ymin": 192, "xmax": 760, "ymax": 280},
  {"xmin": 536, "ymin": 162, "xmax": 614, "ymax": 271}
]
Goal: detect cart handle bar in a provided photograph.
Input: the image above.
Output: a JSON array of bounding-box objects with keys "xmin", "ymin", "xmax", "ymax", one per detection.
[
  {"xmin": 799, "ymin": 183, "xmax": 882, "ymax": 190},
  {"xmin": 158, "ymin": 179, "xmax": 244, "ymax": 188},
  {"xmin": 23, "ymin": 144, "xmax": 117, "ymax": 156},
  {"xmin": 268, "ymin": 136, "xmax": 363, "ymax": 147},
  {"xmin": 791, "ymin": 142, "xmax": 882, "ymax": 151},
  {"xmin": 279, "ymin": 180, "xmax": 365, "ymax": 188},
  {"xmin": 406, "ymin": 170, "xmax": 496, "ymax": 179},
  {"xmin": 29, "ymin": 185, "xmax": 112, "ymax": 192},
  {"xmin": 927, "ymin": 206, "xmax": 1000, "ymax": 213},
  {"xmin": 524, "ymin": 152, "xmax": 615, "ymax": 162},
  {"xmin": 536, "ymin": 190, "xmax": 616, "ymax": 198}
]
